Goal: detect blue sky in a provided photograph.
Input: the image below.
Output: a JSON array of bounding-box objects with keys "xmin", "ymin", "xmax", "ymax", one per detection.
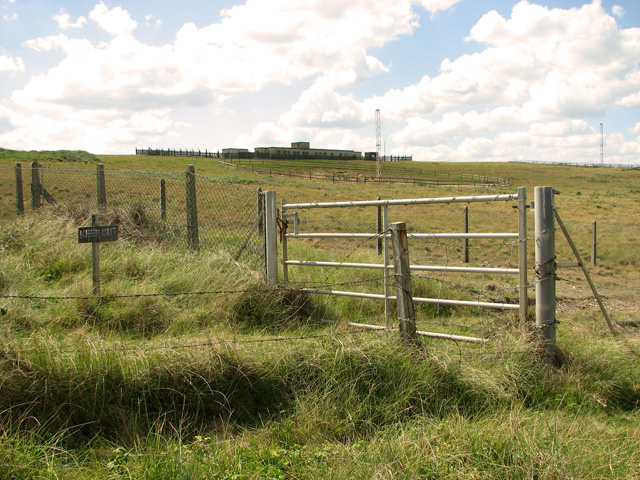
[{"xmin": 0, "ymin": 0, "xmax": 639, "ymax": 163}]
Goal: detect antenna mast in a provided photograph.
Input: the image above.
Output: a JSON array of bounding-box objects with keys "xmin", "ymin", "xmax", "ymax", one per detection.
[
  {"xmin": 600, "ymin": 123, "xmax": 604, "ymax": 165},
  {"xmin": 375, "ymin": 109, "xmax": 381, "ymax": 180}
]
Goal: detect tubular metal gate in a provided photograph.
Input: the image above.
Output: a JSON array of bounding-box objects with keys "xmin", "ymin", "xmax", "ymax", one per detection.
[{"xmin": 280, "ymin": 188, "xmax": 529, "ymax": 340}]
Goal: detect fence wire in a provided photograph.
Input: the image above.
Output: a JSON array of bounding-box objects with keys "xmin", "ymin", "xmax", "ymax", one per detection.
[{"xmin": 1, "ymin": 164, "xmax": 265, "ymax": 272}]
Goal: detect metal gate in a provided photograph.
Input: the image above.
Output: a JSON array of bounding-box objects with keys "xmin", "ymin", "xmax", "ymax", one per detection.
[{"xmin": 278, "ymin": 189, "xmax": 529, "ymax": 341}]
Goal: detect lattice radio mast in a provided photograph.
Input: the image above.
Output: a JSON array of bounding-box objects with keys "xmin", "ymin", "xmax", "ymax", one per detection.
[
  {"xmin": 375, "ymin": 109, "xmax": 381, "ymax": 180},
  {"xmin": 600, "ymin": 123, "xmax": 604, "ymax": 165}
]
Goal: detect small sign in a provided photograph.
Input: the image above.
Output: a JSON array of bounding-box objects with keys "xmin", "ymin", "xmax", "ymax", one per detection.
[{"xmin": 78, "ymin": 225, "xmax": 119, "ymax": 243}]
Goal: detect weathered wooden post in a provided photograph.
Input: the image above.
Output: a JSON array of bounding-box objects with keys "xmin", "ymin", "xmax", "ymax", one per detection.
[
  {"xmin": 390, "ymin": 222, "xmax": 419, "ymax": 344},
  {"xmin": 517, "ymin": 187, "xmax": 529, "ymax": 323},
  {"xmin": 257, "ymin": 188, "xmax": 264, "ymax": 236},
  {"xmin": 97, "ymin": 163, "xmax": 107, "ymax": 207},
  {"xmin": 264, "ymin": 190, "xmax": 278, "ymax": 283},
  {"xmin": 534, "ymin": 186, "xmax": 557, "ymax": 364},
  {"xmin": 30, "ymin": 161, "xmax": 42, "ymax": 210},
  {"xmin": 91, "ymin": 214, "xmax": 101, "ymax": 295},
  {"xmin": 462, "ymin": 206, "xmax": 469, "ymax": 263},
  {"xmin": 15, "ymin": 163, "xmax": 24, "ymax": 216},
  {"xmin": 185, "ymin": 165, "xmax": 199, "ymax": 250},
  {"xmin": 78, "ymin": 214, "xmax": 119, "ymax": 297},
  {"xmin": 160, "ymin": 179, "xmax": 167, "ymax": 220}
]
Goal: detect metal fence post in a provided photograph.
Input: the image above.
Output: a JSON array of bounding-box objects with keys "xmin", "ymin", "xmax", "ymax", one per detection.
[
  {"xmin": 377, "ymin": 197, "xmax": 382, "ymax": 255},
  {"xmin": 518, "ymin": 187, "xmax": 528, "ymax": 323},
  {"xmin": 15, "ymin": 163, "xmax": 24, "ymax": 216},
  {"xmin": 281, "ymin": 198, "xmax": 288, "ymax": 285},
  {"xmin": 31, "ymin": 161, "xmax": 42, "ymax": 211},
  {"xmin": 591, "ymin": 221, "xmax": 597, "ymax": 266},
  {"xmin": 185, "ymin": 164, "xmax": 199, "ymax": 251},
  {"xmin": 264, "ymin": 190, "xmax": 278, "ymax": 284},
  {"xmin": 462, "ymin": 206, "xmax": 469, "ymax": 263},
  {"xmin": 390, "ymin": 222, "xmax": 418, "ymax": 344},
  {"xmin": 534, "ymin": 186, "xmax": 557, "ymax": 363},
  {"xmin": 97, "ymin": 163, "xmax": 107, "ymax": 207}
]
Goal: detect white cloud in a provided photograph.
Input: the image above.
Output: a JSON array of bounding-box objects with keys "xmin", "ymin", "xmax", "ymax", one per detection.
[
  {"xmin": 53, "ymin": 11, "xmax": 87, "ymax": 29},
  {"xmin": 145, "ymin": 14, "xmax": 162, "ymax": 28},
  {"xmin": 612, "ymin": 5, "xmax": 625, "ymax": 18},
  {"xmin": 0, "ymin": 53, "xmax": 24, "ymax": 73},
  {"xmin": 14, "ymin": 0, "xmax": 418, "ymax": 114},
  {"xmin": 277, "ymin": 0, "xmax": 640, "ymax": 162},
  {"xmin": 416, "ymin": 0, "xmax": 463, "ymax": 14},
  {"xmin": 3, "ymin": 13, "xmax": 17, "ymax": 20},
  {"xmin": 89, "ymin": 2, "xmax": 137, "ymax": 36}
]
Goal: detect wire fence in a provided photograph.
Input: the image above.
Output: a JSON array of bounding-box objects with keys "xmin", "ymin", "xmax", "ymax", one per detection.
[{"xmin": 1, "ymin": 163, "xmax": 266, "ymax": 272}]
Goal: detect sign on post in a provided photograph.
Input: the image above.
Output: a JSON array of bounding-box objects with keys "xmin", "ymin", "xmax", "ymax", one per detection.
[
  {"xmin": 78, "ymin": 216, "xmax": 119, "ymax": 296},
  {"xmin": 78, "ymin": 225, "xmax": 119, "ymax": 243}
]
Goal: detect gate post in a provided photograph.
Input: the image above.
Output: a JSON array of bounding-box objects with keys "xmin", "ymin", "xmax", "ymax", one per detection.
[
  {"xmin": 264, "ymin": 190, "xmax": 278, "ymax": 284},
  {"xmin": 534, "ymin": 186, "xmax": 557, "ymax": 364},
  {"xmin": 517, "ymin": 187, "xmax": 528, "ymax": 323},
  {"xmin": 390, "ymin": 222, "xmax": 418, "ymax": 344}
]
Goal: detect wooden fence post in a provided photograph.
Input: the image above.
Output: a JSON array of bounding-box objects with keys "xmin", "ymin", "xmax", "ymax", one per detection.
[
  {"xmin": 390, "ymin": 222, "xmax": 419, "ymax": 344},
  {"xmin": 160, "ymin": 179, "xmax": 166, "ymax": 220},
  {"xmin": 534, "ymin": 186, "xmax": 557, "ymax": 364},
  {"xmin": 185, "ymin": 164, "xmax": 199, "ymax": 250},
  {"xmin": 264, "ymin": 190, "xmax": 278, "ymax": 283},
  {"xmin": 30, "ymin": 161, "xmax": 42, "ymax": 210},
  {"xmin": 91, "ymin": 214, "xmax": 101, "ymax": 296},
  {"xmin": 257, "ymin": 188, "xmax": 264, "ymax": 236},
  {"xmin": 15, "ymin": 163, "xmax": 24, "ymax": 216},
  {"xmin": 462, "ymin": 206, "xmax": 469, "ymax": 263},
  {"xmin": 97, "ymin": 163, "xmax": 107, "ymax": 207}
]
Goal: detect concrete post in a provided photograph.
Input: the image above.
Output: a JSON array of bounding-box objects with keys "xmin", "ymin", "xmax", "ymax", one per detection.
[
  {"xmin": 264, "ymin": 190, "xmax": 278, "ymax": 284},
  {"xmin": 534, "ymin": 186, "xmax": 557, "ymax": 363}
]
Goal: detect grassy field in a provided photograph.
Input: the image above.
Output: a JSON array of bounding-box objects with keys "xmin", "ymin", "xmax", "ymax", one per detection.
[{"xmin": 1, "ymin": 151, "xmax": 639, "ymax": 478}]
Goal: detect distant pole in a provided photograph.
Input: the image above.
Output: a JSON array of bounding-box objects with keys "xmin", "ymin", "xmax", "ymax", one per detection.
[
  {"xmin": 591, "ymin": 221, "xmax": 597, "ymax": 266},
  {"xmin": 600, "ymin": 123, "xmax": 604, "ymax": 165},
  {"xmin": 375, "ymin": 109, "xmax": 381, "ymax": 180}
]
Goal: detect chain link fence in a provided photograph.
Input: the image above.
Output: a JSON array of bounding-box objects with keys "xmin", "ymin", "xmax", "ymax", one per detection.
[{"xmin": 1, "ymin": 163, "xmax": 265, "ymax": 272}]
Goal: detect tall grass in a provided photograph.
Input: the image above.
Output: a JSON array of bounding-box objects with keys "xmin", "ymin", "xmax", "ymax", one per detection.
[{"xmin": 1, "ymin": 156, "xmax": 639, "ymax": 478}]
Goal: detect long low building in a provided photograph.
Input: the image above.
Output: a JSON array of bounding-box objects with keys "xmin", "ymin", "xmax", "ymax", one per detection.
[{"xmin": 223, "ymin": 142, "xmax": 363, "ymax": 160}]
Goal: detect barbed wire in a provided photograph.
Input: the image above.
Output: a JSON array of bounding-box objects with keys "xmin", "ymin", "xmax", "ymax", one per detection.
[{"xmin": 0, "ymin": 329, "xmax": 378, "ymax": 358}]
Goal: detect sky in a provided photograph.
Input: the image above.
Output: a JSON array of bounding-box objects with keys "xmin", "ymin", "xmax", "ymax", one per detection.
[{"xmin": 0, "ymin": 0, "xmax": 639, "ymax": 164}]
